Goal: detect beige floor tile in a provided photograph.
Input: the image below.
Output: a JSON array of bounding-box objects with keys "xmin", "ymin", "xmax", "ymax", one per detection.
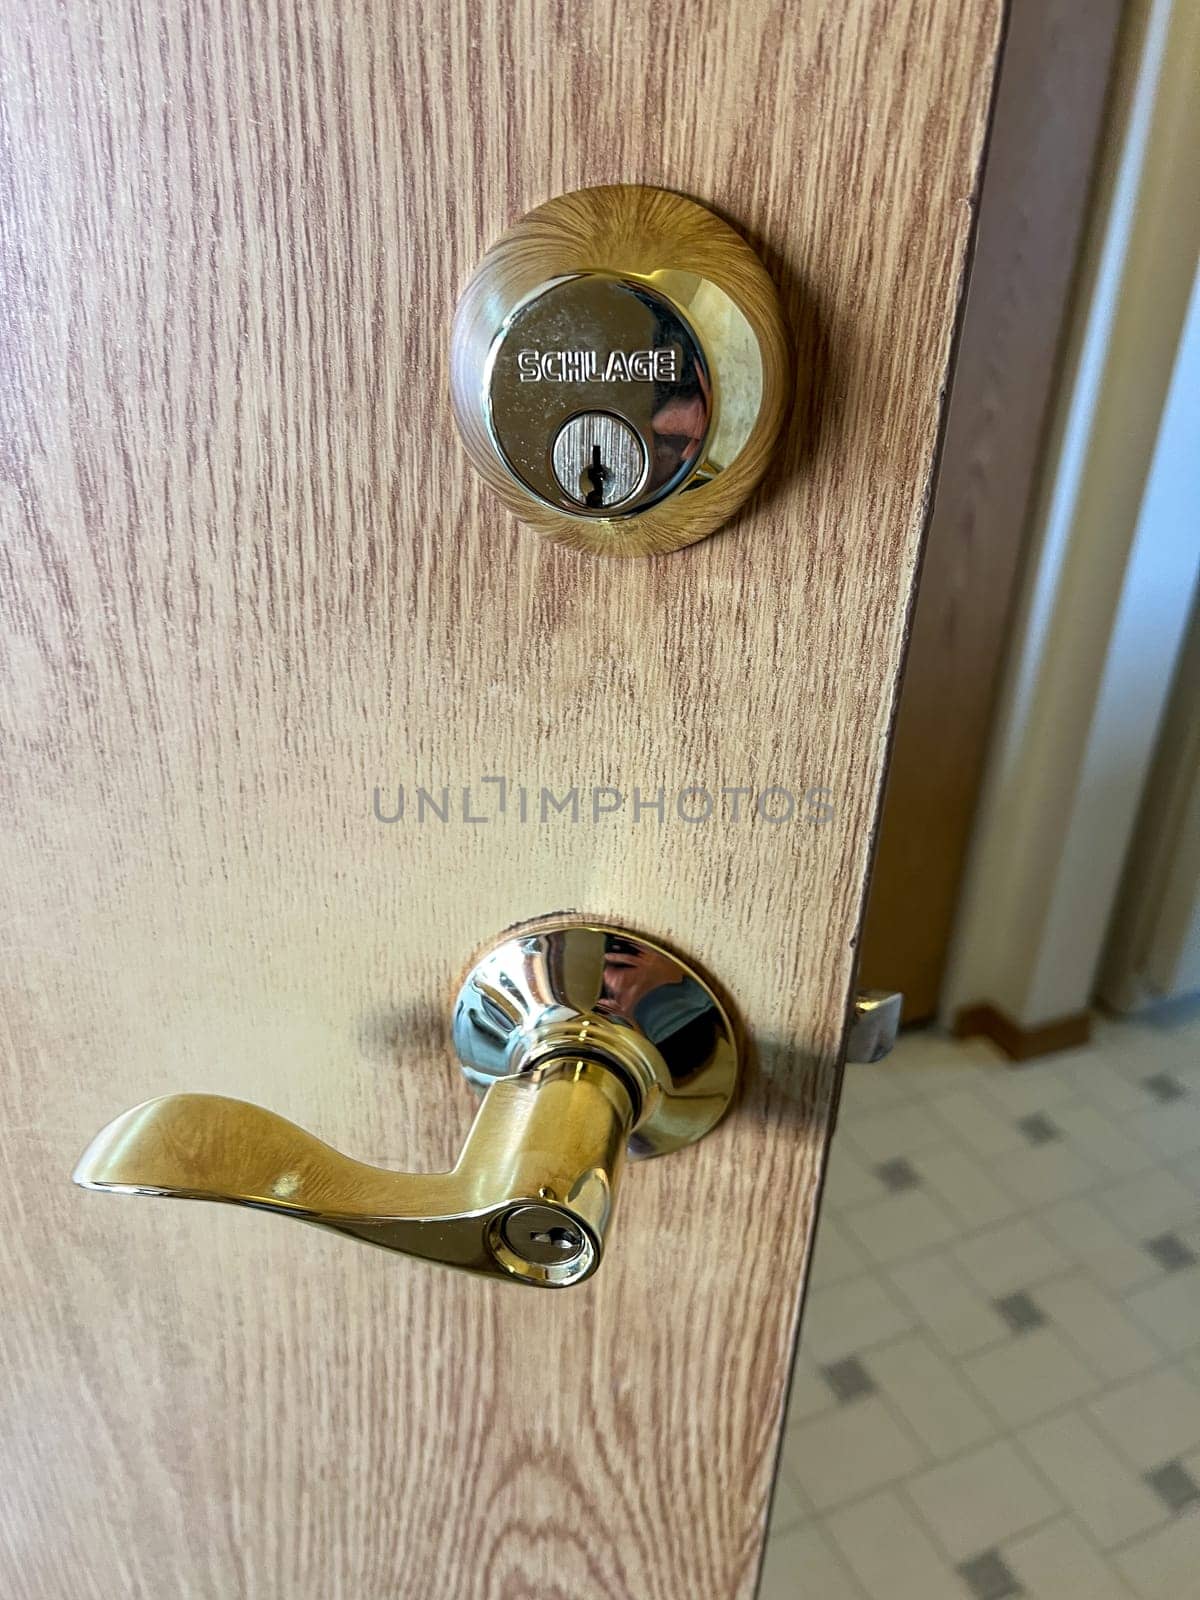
[
  {"xmin": 1162, "ymin": 1027, "xmax": 1200, "ymax": 1082},
  {"xmin": 1018, "ymin": 1410, "xmax": 1165, "ymax": 1548},
  {"xmin": 913, "ymin": 1144, "xmax": 1021, "ymax": 1230},
  {"xmin": 1114, "ymin": 1511, "xmax": 1200, "ymax": 1600},
  {"xmin": 1092, "ymin": 1014, "xmax": 1197, "ymax": 1080},
  {"xmin": 893, "ymin": 1029, "xmax": 1007, "ymax": 1071},
  {"xmin": 805, "ymin": 1210, "xmax": 873, "ymax": 1288},
  {"xmin": 798, "ymin": 1272, "xmax": 915, "ymax": 1364},
  {"xmin": 1128, "ymin": 1102, "xmax": 1200, "ymax": 1162},
  {"xmin": 825, "ymin": 1489, "xmax": 963, "ymax": 1600},
  {"xmin": 785, "ymin": 1397, "xmax": 927, "ymax": 1512},
  {"xmin": 990, "ymin": 1139, "xmax": 1100, "ymax": 1206},
  {"xmin": 1060, "ymin": 1055, "xmax": 1152, "ymax": 1116},
  {"xmin": 978, "ymin": 1060, "xmax": 1082, "ymax": 1117},
  {"xmin": 1053, "ymin": 1102, "xmax": 1157, "ymax": 1176},
  {"xmin": 822, "ymin": 1136, "xmax": 886, "ymax": 1210},
  {"xmin": 1089, "ymin": 1367, "xmax": 1200, "ymax": 1469},
  {"xmin": 1039, "ymin": 1196, "xmax": 1160, "ymax": 1293},
  {"xmin": 865, "ymin": 1333, "xmax": 996, "ymax": 1458},
  {"xmin": 1169, "ymin": 1147, "xmax": 1200, "ymax": 1193},
  {"xmin": 1125, "ymin": 1267, "xmax": 1200, "ymax": 1356},
  {"xmin": 765, "ymin": 1015, "xmax": 1200, "ymax": 1591},
  {"xmin": 1037, "ymin": 1273, "xmax": 1162, "ymax": 1379},
  {"xmin": 758, "ymin": 1520, "xmax": 867, "ymax": 1600},
  {"xmin": 928, "ymin": 1086, "xmax": 1026, "ymax": 1160},
  {"xmin": 785, "ymin": 1357, "xmax": 838, "ymax": 1428},
  {"xmin": 963, "ymin": 1327, "xmax": 1100, "ymax": 1427},
  {"xmin": 953, "ymin": 1217, "xmax": 1069, "ymax": 1297},
  {"xmin": 1098, "ymin": 1170, "xmax": 1196, "ymax": 1239},
  {"xmin": 906, "ymin": 1439, "xmax": 1056, "ymax": 1561},
  {"xmin": 1005, "ymin": 1516, "xmax": 1138, "ymax": 1600},
  {"xmin": 841, "ymin": 1101, "xmax": 954, "ymax": 1163},
  {"xmin": 886, "ymin": 1251, "xmax": 1009, "ymax": 1356},
  {"xmin": 768, "ymin": 1465, "xmax": 811, "ymax": 1536},
  {"xmin": 841, "ymin": 1188, "xmax": 960, "ymax": 1266},
  {"xmin": 839, "ymin": 1058, "xmax": 921, "ymax": 1112},
  {"xmin": 851, "ymin": 1033, "xmax": 1004, "ymax": 1102}
]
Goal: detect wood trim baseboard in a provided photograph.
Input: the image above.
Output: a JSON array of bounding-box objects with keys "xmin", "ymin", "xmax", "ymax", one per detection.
[{"xmin": 952, "ymin": 1002, "xmax": 1092, "ymax": 1061}]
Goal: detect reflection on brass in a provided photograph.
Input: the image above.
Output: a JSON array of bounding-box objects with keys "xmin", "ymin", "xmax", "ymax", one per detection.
[
  {"xmin": 73, "ymin": 923, "xmax": 739, "ymax": 1288},
  {"xmin": 451, "ymin": 185, "xmax": 790, "ymax": 557}
]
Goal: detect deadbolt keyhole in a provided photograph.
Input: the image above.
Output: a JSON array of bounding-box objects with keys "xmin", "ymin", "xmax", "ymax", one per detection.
[{"xmin": 583, "ymin": 443, "xmax": 608, "ymax": 508}]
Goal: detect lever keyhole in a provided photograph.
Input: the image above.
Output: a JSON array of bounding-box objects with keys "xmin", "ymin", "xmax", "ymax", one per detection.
[
  {"xmin": 584, "ymin": 443, "xmax": 608, "ymax": 508},
  {"xmin": 498, "ymin": 1203, "xmax": 587, "ymax": 1267},
  {"xmin": 530, "ymin": 1225, "xmax": 580, "ymax": 1254}
]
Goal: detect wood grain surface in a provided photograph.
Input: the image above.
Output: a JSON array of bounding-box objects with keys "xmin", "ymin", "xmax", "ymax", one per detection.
[
  {"xmin": 0, "ymin": 4, "xmax": 1001, "ymax": 1597},
  {"xmin": 859, "ymin": 0, "xmax": 1123, "ymax": 1021}
]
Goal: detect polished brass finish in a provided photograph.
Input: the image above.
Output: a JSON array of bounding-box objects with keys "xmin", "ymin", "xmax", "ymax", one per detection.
[
  {"xmin": 73, "ymin": 922, "xmax": 738, "ymax": 1287},
  {"xmin": 450, "ymin": 185, "xmax": 790, "ymax": 557},
  {"xmin": 492, "ymin": 273, "xmax": 708, "ymax": 517},
  {"xmin": 452, "ymin": 922, "xmax": 738, "ymax": 1158},
  {"xmin": 73, "ymin": 1060, "xmax": 629, "ymax": 1287}
]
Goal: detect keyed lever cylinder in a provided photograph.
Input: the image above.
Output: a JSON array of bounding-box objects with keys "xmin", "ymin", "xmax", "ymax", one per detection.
[
  {"xmin": 73, "ymin": 923, "xmax": 739, "ymax": 1288},
  {"xmin": 450, "ymin": 184, "xmax": 790, "ymax": 558}
]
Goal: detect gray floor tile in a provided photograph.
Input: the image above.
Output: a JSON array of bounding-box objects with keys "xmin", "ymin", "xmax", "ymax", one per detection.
[
  {"xmin": 1145, "ymin": 1458, "xmax": 1200, "ymax": 1514},
  {"xmin": 1143, "ymin": 1231, "xmax": 1198, "ymax": 1272},
  {"xmin": 958, "ymin": 1548, "xmax": 1024, "ymax": 1599},
  {"xmin": 1142, "ymin": 1071, "xmax": 1187, "ymax": 1103},
  {"xmin": 993, "ymin": 1290, "xmax": 1047, "ymax": 1334},
  {"xmin": 821, "ymin": 1355, "xmax": 877, "ymax": 1403},
  {"xmin": 875, "ymin": 1155, "xmax": 922, "ymax": 1192},
  {"xmin": 1017, "ymin": 1112, "xmax": 1061, "ymax": 1145}
]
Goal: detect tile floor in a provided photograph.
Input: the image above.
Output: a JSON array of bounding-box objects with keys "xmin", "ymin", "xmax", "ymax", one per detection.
[{"xmin": 762, "ymin": 1009, "xmax": 1200, "ymax": 1600}]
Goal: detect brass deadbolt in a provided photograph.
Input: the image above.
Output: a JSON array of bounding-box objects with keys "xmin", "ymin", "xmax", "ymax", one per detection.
[{"xmin": 450, "ymin": 185, "xmax": 790, "ymax": 557}]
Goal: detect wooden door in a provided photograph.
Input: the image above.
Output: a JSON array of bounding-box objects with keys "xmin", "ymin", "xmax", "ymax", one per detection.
[{"xmin": 0, "ymin": 4, "xmax": 1002, "ymax": 1597}]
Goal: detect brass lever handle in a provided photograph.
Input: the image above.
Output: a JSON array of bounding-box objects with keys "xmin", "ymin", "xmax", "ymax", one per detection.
[
  {"xmin": 73, "ymin": 923, "xmax": 738, "ymax": 1288},
  {"xmin": 74, "ymin": 1061, "xmax": 632, "ymax": 1286}
]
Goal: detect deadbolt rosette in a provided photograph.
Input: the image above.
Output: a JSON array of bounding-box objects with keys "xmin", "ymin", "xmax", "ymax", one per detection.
[
  {"xmin": 450, "ymin": 184, "xmax": 789, "ymax": 557},
  {"xmin": 451, "ymin": 921, "xmax": 738, "ymax": 1158}
]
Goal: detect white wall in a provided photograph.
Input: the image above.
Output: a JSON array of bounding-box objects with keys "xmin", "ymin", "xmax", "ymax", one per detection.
[{"xmin": 1101, "ymin": 305, "xmax": 1200, "ymax": 1013}]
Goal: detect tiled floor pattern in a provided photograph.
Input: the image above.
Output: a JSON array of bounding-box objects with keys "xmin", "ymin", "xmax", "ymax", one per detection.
[{"xmin": 762, "ymin": 1010, "xmax": 1200, "ymax": 1600}]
